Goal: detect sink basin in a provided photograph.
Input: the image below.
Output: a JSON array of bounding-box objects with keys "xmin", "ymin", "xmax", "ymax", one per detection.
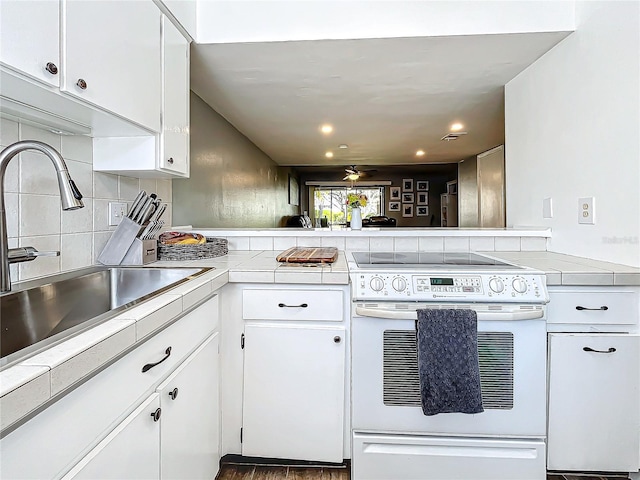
[{"xmin": 0, "ymin": 266, "xmax": 211, "ymax": 368}]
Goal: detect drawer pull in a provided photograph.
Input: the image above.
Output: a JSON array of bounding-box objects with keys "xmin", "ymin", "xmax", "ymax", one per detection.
[
  {"xmin": 169, "ymin": 387, "xmax": 179, "ymax": 400},
  {"xmin": 150, "ymin": 408, "xmax": 162, "ymax": 422},
  {"xmin": 278, "ymin": 303, "xmax": 308, "ymax": 308},
  {"xmin": 576, "ymin": 305, "xmax": 608, "ymax": 311},
  {"xmin": 583, "ymin": 346, "xmax": 617, "ymax": 354},
  {"xmin": 334, "ymin": 336, "xmax": 341, "ymax": 343},
  {"xmin": 142, "ymin": 346, "xmax": 172, "ymax": 372}
]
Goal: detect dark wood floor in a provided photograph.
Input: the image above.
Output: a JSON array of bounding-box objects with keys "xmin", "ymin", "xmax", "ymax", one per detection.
[
  {"xmin": 216, "ymin": 464, "xmax": 349, "ymax": 480},
  {"xmin": 217, "ymin": 465, "xmax": 629, "ymax": 480}
]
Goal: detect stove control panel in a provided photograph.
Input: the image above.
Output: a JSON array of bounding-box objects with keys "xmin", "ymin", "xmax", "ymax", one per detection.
[{"xmin": 352, "ymin": 272, "xmax": 548, "ymax": 302}]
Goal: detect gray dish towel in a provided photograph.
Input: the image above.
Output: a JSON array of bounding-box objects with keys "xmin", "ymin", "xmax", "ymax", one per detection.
[{"xmin": 416, "ymin": 308, "xmax": 484, "ymax": 416}]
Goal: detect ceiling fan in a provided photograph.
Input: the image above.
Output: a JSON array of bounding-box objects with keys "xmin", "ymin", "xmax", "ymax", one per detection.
[{"xmin": 343, "ymin": 165, "xmax": 377, "ymax": 181}]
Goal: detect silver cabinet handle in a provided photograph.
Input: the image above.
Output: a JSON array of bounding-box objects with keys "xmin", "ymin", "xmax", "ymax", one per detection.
[
  {"xmin": 576, "ymin": 305, "xmax": 608, "ymax": 311},
  {"xmin": 278, "ymin": 303, "xmax": 308, "ymax": 308},
  {"xmin": 45, "ymin": 62, "xmax": 58, "ymax": 75},
  {"xmin": 76, "ymin": 78, "xmax": 87, "ymax": 90},
  {"xmin": 583, "ymin": 346, "xmax": 616, "ymax": 354}
]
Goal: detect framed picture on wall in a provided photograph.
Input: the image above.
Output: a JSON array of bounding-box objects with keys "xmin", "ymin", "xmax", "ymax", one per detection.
[
  {"xmin": 402, "ymin": 193, "xmax": 414, "ymax": 203},
  {"xmin": 288, "ymin": 174, "xmax": 299, "ymax": 206},
  {"xmin": 390, "ymin": 186, "xmax": 401, "ymax": 200},
  {"xmin": 402, "ymin": 204, "xmax": 414, "ymax": 217},
  {"xmin": 388, "ymin": 202, "xmax": 401, "ymax": 212},
  {"xmin": 417, "ymin": 206, "xmax": 430, "ymax": 216},
  {"xmin": 402, "ymin": 178, "xmax": 413, "ymax": 192},
  {"xmin": 417, "ymin": 192, "xmax": 428, "ymax": 205},
  {"xmin": 417, "ymin": 181, "xmax": 429, "ymax": 191}
]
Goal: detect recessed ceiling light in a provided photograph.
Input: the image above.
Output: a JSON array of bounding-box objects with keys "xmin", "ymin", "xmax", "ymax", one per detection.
[
  {"xmin": 339, "ymin": 144, "xmax": 348, "ymax": 149},
  {"xmin": 325, "ymin": 151, "xmax": 334, "ymax": 158},
  {"xmin": 416, "ymin": 150, "xmax": 425, "ymax": 157},
  {"xmin": 320, "ymin": 124, "xmax": 333, "ymax": 134},
  {"xmin": 450, "ymin": 123, "xmax": 464, "ymax": 131}
]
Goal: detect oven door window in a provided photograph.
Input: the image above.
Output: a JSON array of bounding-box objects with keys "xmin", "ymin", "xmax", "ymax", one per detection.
[{"xmin": 383, "ymin": 330, "xmax": 514, "ymax": 409}]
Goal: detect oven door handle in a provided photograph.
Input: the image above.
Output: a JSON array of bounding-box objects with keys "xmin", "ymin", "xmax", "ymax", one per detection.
[{"xmin": 355, "ymin": 307, "xmax": 544, "ymax": 321}]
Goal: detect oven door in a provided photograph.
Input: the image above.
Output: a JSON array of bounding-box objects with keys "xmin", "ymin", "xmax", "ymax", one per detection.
[{"xmin": 351, "ymin": 303, "xmax": 547, "ymax": 437}]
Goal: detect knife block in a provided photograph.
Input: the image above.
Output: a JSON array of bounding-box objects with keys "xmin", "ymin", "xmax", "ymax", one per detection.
[{"xmin": 120, "ymin": 238, "xmax": 157, "ymax": 266}]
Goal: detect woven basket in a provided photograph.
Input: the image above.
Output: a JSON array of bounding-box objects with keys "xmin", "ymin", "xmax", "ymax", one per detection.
[{"xmin": 157, "ymin": 237, "xmax": 228, "ymax": 261}]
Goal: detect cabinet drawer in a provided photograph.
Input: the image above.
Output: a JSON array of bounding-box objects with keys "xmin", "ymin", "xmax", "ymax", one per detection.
[
  {"xmin": 0, "ymin": 296, "xmax": 218, "ymax": 480},
  {"xmin": 243, "ymin": 289, "xmax": 343, "ymax": 321},
  {"xmin": 547, "ymin": 289, "xmax": 638, "ymax": 325}
]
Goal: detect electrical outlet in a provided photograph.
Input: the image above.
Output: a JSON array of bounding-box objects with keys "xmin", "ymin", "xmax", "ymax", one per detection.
[
  {"xmin": 578, "ymin": 197, "xmax": 595, "ymax": 225},
  {"xmin": 108, "ymin": 202, "xmax": 128, "ymax": 226}
]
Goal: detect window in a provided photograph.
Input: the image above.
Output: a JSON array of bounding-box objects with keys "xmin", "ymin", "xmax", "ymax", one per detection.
[{"xmin": 313, "ymin": 187, "xmax": 384, "ymax": 226}]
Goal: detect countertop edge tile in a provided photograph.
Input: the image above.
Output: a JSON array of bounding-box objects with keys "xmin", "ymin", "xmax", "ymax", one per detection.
[
  {"xmin": 613, "ymin": 273, "xmax": 640, "ymax": 286},
  {"xmin": 50, "ymin": 325, "xmax": 136, "ymax": 396},
  {"xmin": 0, "ymin": 369, "xmax": 51, "ymax": 431},
  {"xmin": 135, "ymin": 295, "xmax": 184, "ymax": 341},
  {"xmin": 561, "ymin": 272, "xmax": 615, "ymax": 286},
  {"xmin": 0, "ymin": 365, "xmax": 50, "ymax": 397}
]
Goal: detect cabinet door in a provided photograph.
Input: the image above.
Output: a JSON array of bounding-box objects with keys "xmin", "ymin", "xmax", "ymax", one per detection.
[
  {"xmin": 62, "ymin": 0, "xmax": 161, "ymax": 131},
  {"xmin": 62, "ymin": 394, "xmax": 161, "ymax": 480},
  {"xmin": 160, "ymin": 15, "xmax": 189, "ymax": 176},
  {"xmin": 157, "ymin": 333, "xmax": 220, "ymax": 480},
  {"xmin": 548, "ymin": 333, "xmax": 640, "ymax": 471},
  {"xmin": 242, "ymin": 324, "xmax": 345, "ymax": 462},
  {"xmin": 0, "ymin": 0, "xmax": 60, "ymax": 86}
]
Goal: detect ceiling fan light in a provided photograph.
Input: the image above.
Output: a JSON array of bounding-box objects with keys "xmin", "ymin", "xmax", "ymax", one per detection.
[{"xmin": 347, "ymin": 173, "xmax": 360, "ymax": 181}]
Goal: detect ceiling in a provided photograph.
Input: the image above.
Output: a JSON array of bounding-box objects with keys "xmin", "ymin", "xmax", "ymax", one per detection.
[{"xmin": 190, "ymin": 31, "xmax": 570, "ymax": 168}]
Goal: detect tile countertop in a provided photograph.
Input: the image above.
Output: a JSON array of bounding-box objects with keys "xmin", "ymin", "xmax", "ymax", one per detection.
[
  {"xmin": 0, "ymin": 250, "xmax": 347, "ymax": 434},
  {"xmin": 483, "ymin": 251, "xmax": 640, "ymax": 286},
  {"xmin": 1, "ymin": 249, "xmax": 636, "ymax": 434}
]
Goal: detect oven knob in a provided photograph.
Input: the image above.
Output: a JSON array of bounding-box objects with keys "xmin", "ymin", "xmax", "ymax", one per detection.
[
  {"xmin": 512, "ymin": 277, "xmax": 528, "ymax": 294},
  {"xmin": 392, "ymin": 277, "xmax": 407, "ymax": 292},
  {"xmin": 488, "ymin": 278, "xmax": 504, "ymax": 293},
  {"xmin": 370, "ymin": 276, "xmax": 385, "ymax": 292}
]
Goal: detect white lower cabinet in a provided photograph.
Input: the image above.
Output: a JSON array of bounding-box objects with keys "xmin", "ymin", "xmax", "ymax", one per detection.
[
  {"xmin": 62, "ymin": 394, "xmax": 161, "ymax": 480},
  {"xmin": 241, "ymin": 323, "xmax": 346, "ymax": 462},
  {"xmin": 158, "ymin": 333, "xmax": 220, "ymax": 480},
  {"xmin": 547, "ymin": 333, "xmax": 640, "ymax": 471}
]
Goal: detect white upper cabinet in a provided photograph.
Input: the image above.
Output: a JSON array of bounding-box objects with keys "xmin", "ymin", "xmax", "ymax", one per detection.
[
  {"xmin": 61, "ymin": 0, "xmax": 162, "ymax": 132},
  {"xmin": 0, "ymin": 0, "xmax": 60, "ymax": 86},
  {"xmin": 160, "ymin": 15, "xmax": 190, "ymax": 176}
]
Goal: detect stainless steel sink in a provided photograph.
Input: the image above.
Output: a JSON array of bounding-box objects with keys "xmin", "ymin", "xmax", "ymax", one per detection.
[{"xmin": 0, "ymin": 266, "xmax": 212, "ymax": 368}]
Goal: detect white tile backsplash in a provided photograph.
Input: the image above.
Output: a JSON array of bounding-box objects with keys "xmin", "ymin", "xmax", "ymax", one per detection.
[
  {"xmin": 470, "ymin": 236, "xmax": 495, "ymax": 251},
  {"xmin": 521, "ymin": 237, "xmax": 547, "ymax": 251},
  {"xmin": 394, "ymin": 236, "xmax": 419, "ymax": 252},
  {"xmin": 156, "ymin": 179, "xmax": 172, "ymax": 202},
  {"xmin": 444, "ymin": 236, "xmax": 470, "ymax": 252},
  {"xmin": 418, "ymin": 236, "xmax": 444, "ymax": 252},
  {"xmin": 495, "ymin": 237, "xmax": 521, "ymax": 251},
  {"xmin": 94, "ymin": 172, "xmax": 119, "ymax": 200},
  {"xmin": 5, "ymin": 193, "xmax": 19, "ymax": 238},
  {"xmin": 0, "ymin": 117, "xmax": 19, "ymax": 146},
  {"xmin": 249, "ymin": 236, "xmax": 274, "ymax": 251},
  {"xmin": 119, "ymin": 176, "xmax": 139, "ymax": 201},
  {"xmin": 19, "ymin": 235, "xmax": 61, "ymax": 280},
  {"xmin": 20, "ymin": 123, "xmax": 61, "ymax": 150},
  {"xmin": 61, "ymin": 233, "xmax": 94, "ymax": 271},
  {"xmin": 370, "ymin": 236, "xmax": 394, "ymax": 252},
  {"xmin": 20, "ymin": 194, "xmax": 61, "ymax": 236},
  {"xmin": 61, "ymin": 134, "xmax": 92, "ymax": 163},
  {"xmin": 20, "ymin": 151, "xmax": 59, "ymax": 195},
  {"xmin": 5, "ymin": 120, "xmax": 172, "ymax": 282}
]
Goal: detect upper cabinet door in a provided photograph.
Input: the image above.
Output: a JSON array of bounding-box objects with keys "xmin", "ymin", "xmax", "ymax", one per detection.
[
  {"xmin": 0, "ymin": 0, "xmax": 60, "ymax": 86},
  {"xmin": 61, "ymin": 0, "xmax": 161, "ymax": 132},
  {"xmin": 160, "ymin": 15, "xmax": 189, "ymax": 176}
]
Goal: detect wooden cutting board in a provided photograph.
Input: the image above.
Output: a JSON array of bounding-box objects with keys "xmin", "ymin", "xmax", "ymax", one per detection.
[{"xmin": 276, "ymin": 247, "xmax": 338, "ymax": 264}]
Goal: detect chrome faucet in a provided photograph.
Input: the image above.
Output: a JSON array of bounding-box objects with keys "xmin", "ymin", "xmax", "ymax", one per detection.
[{"xmin": 0, "ymin": 140, "xmax": 84, "ymax": 292}]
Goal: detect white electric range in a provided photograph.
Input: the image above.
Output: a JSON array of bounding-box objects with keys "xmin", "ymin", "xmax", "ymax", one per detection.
[{"xmin": 346, "ymin": 251, "xmax": 549, "ymax": 480}]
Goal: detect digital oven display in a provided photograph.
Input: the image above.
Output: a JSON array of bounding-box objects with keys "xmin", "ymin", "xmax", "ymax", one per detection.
[{"xmin": 430, "ymin": 278, "xmax": 454, "ymax": 286}]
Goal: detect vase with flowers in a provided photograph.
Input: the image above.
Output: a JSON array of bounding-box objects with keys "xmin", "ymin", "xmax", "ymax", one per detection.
[{"xmin": 346, "ymin": 193, "xmax": 368, "ymax": 230}]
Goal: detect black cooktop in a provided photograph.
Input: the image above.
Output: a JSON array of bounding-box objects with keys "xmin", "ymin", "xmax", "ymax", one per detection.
[{"xmin": 352, "ymin": 251, "xmax": 521, "ymax": 269}]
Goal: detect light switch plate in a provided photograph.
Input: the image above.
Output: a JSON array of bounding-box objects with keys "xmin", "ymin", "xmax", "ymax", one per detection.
[
  {"xmin": 543, "ymin": 198, "xmax": 553, "ymax": 219},
  {"xmin": 108, "ymin": 202, "xmax": 128, "ymax": 226},
  {"xmin": 578, "ymin": 197, "xmax": 595, "ymax": 225}
]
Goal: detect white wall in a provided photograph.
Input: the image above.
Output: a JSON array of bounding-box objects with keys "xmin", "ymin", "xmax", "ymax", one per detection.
[
  {"xmin": 505, "ymin": 0, "xmax": 640, "ymax": 267},
  {"xmin": 196, "ymin": 0, "xmax": 575, "ymax": 44},
  {"xmin": 0, "ymin": 118, "xmax": 173, "ymax": 282}
]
